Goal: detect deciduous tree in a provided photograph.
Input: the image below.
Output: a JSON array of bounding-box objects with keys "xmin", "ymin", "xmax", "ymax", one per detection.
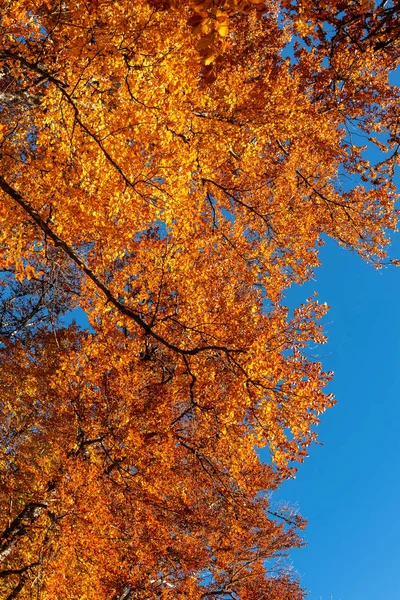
[{"xmin": 0, "ymin": 1, "xmax": 398, "ymax": 597}]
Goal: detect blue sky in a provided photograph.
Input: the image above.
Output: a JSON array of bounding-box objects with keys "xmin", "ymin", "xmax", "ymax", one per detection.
[
  {"xmin": 267, "ymin": 231, "xmax": 400, "ymax": 600},
  {"xmin": 263, "ymin": 60, "xmax": 400, "ymax": 599}
]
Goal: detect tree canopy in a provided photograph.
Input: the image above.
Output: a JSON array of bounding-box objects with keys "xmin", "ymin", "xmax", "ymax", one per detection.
[{"xmin": 0, "ymin": 1, "xmax": 399, "ymax": 598}]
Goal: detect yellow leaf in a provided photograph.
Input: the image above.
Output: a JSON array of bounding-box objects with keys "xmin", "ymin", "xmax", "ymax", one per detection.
[
  {"xmin": 217, "ymin": 24, "xmax": 229, "ymax": 37},
  {"xmin": 204, "ymin": 54, "xmax": 215, "ymax": 65}
]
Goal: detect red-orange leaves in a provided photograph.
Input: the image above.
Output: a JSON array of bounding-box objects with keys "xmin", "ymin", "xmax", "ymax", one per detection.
[{"xmin": 0, "ymin": 0, "xmax": 399, "ymax": 597}]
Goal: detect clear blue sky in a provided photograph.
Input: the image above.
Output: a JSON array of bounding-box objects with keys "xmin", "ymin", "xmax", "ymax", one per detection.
[
  {"xmin": 263, "ymin": 63, "xmax": 400, "ymax": 599},
  {"xmin": 266, "ymin": 231, "xmax": 400, "ymax": 600}
]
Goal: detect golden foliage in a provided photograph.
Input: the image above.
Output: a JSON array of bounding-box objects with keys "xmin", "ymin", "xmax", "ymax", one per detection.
[{"xmin": 0, "ymin": 0, "xmax": 399, "ymax": 597}]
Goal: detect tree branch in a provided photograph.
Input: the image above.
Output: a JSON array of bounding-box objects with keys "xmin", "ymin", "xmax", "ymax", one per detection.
[{"xmin": 0, "ymin": 176, "xmax": 245, "ymax": 358}]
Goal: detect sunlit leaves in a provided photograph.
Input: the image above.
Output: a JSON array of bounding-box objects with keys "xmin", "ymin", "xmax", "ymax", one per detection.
[{"xmin": 0, "ymin": 0, "xmax": 399, "ymax": 597}]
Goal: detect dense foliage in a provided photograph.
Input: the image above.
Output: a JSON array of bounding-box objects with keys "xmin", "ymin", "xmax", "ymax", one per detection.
[{"xmin": 0, "ymin": 1, "xmax": 399, "ymax": 598}]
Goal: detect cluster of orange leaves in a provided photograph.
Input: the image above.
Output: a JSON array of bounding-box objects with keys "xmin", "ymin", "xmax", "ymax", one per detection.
[{"xmin": 0, "ymin": 0, "xmax": 399, "ymax": 598}]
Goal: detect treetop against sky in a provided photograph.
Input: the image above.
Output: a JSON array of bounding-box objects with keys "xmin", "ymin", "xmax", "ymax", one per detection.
[{"xmin": 0, "ymin": 1, "xmax": 399, "ymax": 598}]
